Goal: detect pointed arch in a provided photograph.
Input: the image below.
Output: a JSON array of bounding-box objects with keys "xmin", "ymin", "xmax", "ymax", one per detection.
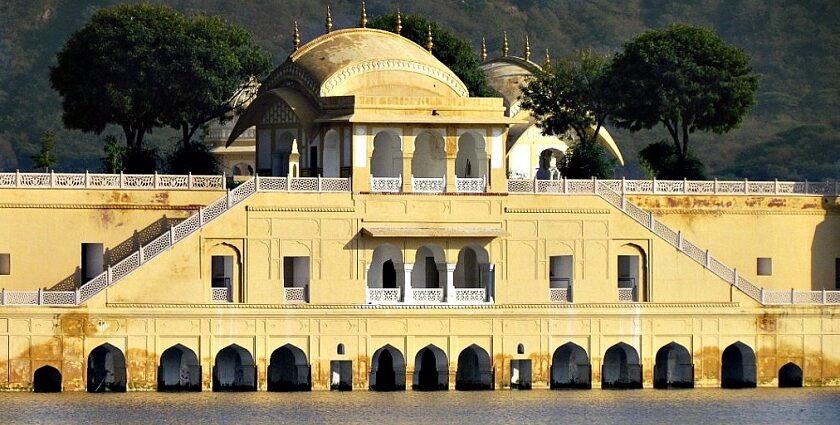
[
  {"xmin": 653, "ymin": 342, "xmax": 694, "ymax": 389},
  {"xmin": 33, "ymin": 365, "xmax": 62, "ymax": 393},
  {"xmin": 456, "ymin": 132, "xmax": 487, "ymax": 179},
  {"xmin": 455, "ymin": 344, "xmax": 493, "ymax": 390},
  {"xmin": 721, "ymin": 342, "xmax": 756, "ymax": 389},
  {"xmin": 411, "ymin": 244, "xmax": 447, "ymax": 289},
  {"xmin": 370, "ymin": 344, "xmax": 406, "ymax": 391},
  {"xmin": 268, "ymin": 344, "xmax": 311, "ymax": 391},
  {"xmin": 213, "ymin": 344, "xmax": 256, "ymax": 392},
  {"xmin": 778, "ymin": 362, "xmax": 803, "ymax": 388},
  {"xmin": 159, "ymin": 344, "xmax": 201, "ymax": 391},
  {"xmin": 87, "ymin": 343, "xmax": 126, "ymax": 392},
  {"xmin": 371, "ymin": 131, "xmax": 403, "ymax": 178},
  {"xmin": 551, "ymin": 342, "xmax": 591, "ymax": 389},
  {"xmin": 323, "ymin": 128, "xmax": 340, "ymax": 177},
  {"xmin": 602, "ymin": 342, "xmax": 642, "ymax": 389},
  {"xmin": 453, "ymin": 245, "xmax": 491, "ymax": 289},
  {"xmin": 412, "ymin": 344, "xmax": 448, "ymax": 391},
  {"xmin": 412, "ymin": 130, "xmax": 446, "ymax": 178}
]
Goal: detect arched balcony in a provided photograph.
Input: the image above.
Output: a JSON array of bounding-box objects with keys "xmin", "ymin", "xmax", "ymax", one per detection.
[
  {"xmin": 370, "ymin": 131, "xmax": 403, "ymax": 192},
  {"xmin": 366, "ymin": 244, "xmax": 405, "ymax": 304},
  {"xmin": 453, "ymin": 245, "xmax": 494, "ymax": 303},
  {"xmin": 411, "ymin": 131, "xmax": 446, "ymax": 193}
]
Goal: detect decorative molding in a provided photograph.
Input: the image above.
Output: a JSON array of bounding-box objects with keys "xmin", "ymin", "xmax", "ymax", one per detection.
[
  {"xmin": 106, "ymin": 302, "xmax": 741, "ymax": 309},
  {"xmin": 648, "ymin": 209, "xmax": 834, "ymax": 216},
  {"xmin": 263, "ymin": 62, "xmax": 319, "ymax": 95},
  {"xmin": 0, "ymin": 203, "xmax": 199, "ymax": 210},
  {"xmin": 247, "ymin": 206, "xmax": 355, "ymax": 213},
  {"xmin": 321, "ymin": 59, "xmax": 469, "ymax": 97},
  {"xmin": 505, "ymin": 207, "xmax": 610, "ymax": 214}
]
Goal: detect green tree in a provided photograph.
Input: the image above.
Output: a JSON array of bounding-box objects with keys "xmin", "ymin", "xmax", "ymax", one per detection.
[
  {"xmin": 520, "ymin": 50, "xmax": 615, "ymax": 178},
  {"xmin": 369, "ymin": 13, "xmax": 493, "ymax": 97},
  {"xmin": 31, "ymin": 130, "xmax": 57, "ymax": 171},
  {"xmin": 166, "ymin": 140, "xmax": 222, "ymax": 175},
  {"xmin": 609, "ymin": 24, "xmax": 759, "ymax": 178},
  {"xmin": 100, "ymin": 135, "xmax": 125, "ymax": 173}
]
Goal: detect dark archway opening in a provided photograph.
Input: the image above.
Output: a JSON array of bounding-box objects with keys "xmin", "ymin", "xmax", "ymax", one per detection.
[
  {"xmin": 33, "ymin": 366, "xmax": 62, "ymax": 393},
  {"xmin": 455, "ymin": 344, "xmax": 493, "ymax": 391},
  {"xmin": 778, "ymin": 362, "xmax": 803, "ymax": 388},
  {"xmin": 551, "ymin": 343, "xmax": 591, "ymax": 389},
  {"xmin": 268, "ymin": 344, "xmax": 311, "ymax": 392},
  {"xmin": 413, "ymin": 345, "xmax": 448, "ymax": 391},
  {"xmin": 654, "ymin": 342, "xmax": 694, "ymax": 389},
  {"xmin": 158, "ymin": 344, "xmax": 201, "ymax": 391},
  {"xmin": 721, "ymin": 342, "xmax": 757, "ymax": 389},
  {"xmin": 213, "ymin": 344, "xmax": 257, "ymax": 392},
  {"xmin": 602, "ymin": 343, "xmax": 642, "ymax": 389},
  {"xmin": 370, "ymin": 345, "xmax": 406, "ymax": 391},
  {"xmin": 87, "ymin": 343, "xmax": 127, "ymax": 393},
  {"xmin": 383, "ymin": 260, "xmax": 397, "ymax": 289}
]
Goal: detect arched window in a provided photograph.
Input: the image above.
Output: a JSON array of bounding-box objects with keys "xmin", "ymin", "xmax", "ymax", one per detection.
[
  {"xmin": 517, "ymin": 344, "xmax": 525, "ymax": 355},
  {"xmin": 411, "ymin": 245, "xmax": 446, "ymax": 289},
  {"xmin": 371, "ymin": 131, "xmax": 402, "ymax": 178},
  {"xmin": 618, "ymin": 244, "xmax": 647, "ymax": 302},
  {"xmin": 337, "ymin": 343, "xmax": 345, "ymax": 355},
  {"xmin": 412, "ymin": 131, "xmax": 446, "ymax": 178},
  {"xmin": 323, "ymin": 129, "xmax": 340, "ymax": 177},
  {"xmin": 456, "ymin": 132, "xmax": 487, "ymax": 179},
  {"xmin": 536, "ymin": 148, "xmax": 564, "ymax": 180}
]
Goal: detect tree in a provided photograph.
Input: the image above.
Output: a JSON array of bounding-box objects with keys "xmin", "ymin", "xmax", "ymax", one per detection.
[
  {"xmin": 609, "ymin": 24, "xmax": 759, "ymax": 178},
  {"xmin": 369, "ymin": 13, "xmax": 493, "ymax": 97},
  {"xmin": 520, "ymin": 50, "xmax": 615, "ymax": 178},
  {"xmin": 31, "ymin": 130, "xmax": 57, "ymax": 171},
  {"xmin": 50, "ymin": 4, "xmax": 270, "ymax": 173},
  {"xmin": 100, "ymin": 135, "xmax": 125, "ymax": 173},
  {"xmin": 166, "ymin": 141, "xmax": 222, "ymax": 176}
]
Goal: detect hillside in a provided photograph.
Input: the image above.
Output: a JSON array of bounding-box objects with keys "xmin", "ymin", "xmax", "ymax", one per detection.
[{"xmin": 0, "ymin": 0, "xmax": 838, "ymax": 179}]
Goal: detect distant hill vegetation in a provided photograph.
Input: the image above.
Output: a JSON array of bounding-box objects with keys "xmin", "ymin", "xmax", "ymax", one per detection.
[{"xmin": 0, "ymin": 0, "xmax": 838, "ymax": 179}]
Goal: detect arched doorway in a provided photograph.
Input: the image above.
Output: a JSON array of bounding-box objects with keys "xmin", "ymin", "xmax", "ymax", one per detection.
[
  {"xmin": 617, "ymin": 244, "xmax": 647, "ymax": 302},
  {"xmin": 453, "ymin": 245, "xmax": 492, "ymax": 302},
  {"xmin": 158, "ymin": 344, "xmax": 201, "ymax": 391},
  {"xmin": 232, "ymin": 162, "xmax": 254, "ymax": 176},
  {"xmin": 413, "ymin": 344, "xmax": 448, "ymax": 391},
  {"xmin": 371, "ymin": 131, "xmax": 403, "ymax": 178},
  {"xmin": 455, "ymin": 344, "xmax": 493, "ymax": 390},
  {"xmin": 778, "ymin": 362, "xmax": 803, "ymax": 388},
  {"xmin": 455, "ymin": 132, "xmax": 487, "ymax": 179},
  {"xmin": 367, "ymin": 244, "xmax": 405, "ymax": 302},
  {"xmin": 411, "ymin": 245, "xmax": 446, "ymax": 302},
  {"xmin": 272, "ymin": 131, "xmax": 295, "ymax": 177},
  {"xmin": 411, "ymin": 131, "xmax": 446, "ymax": 178},
  {"xmin": 323, "ymin": 129, "xmax": 340, "ymax": 177},
  {"xmin": 33, "ymin": 365, "xmax": 62, "ymax": 393},
  {"xmin": 87, "ymin": 343, "xmax": 127, "ymax": 392},
  {"xmin": 213, "ymin": 344, "xmax": 256, "ymax": 392},
  {"xmin": 721, "ymin": 342, "xmax": 757, "ymax": 388},
  {"xmin": 602, "ymin": 342, "xmax": 642, "ymax": 389},
  {"xmin": 370, "ymin": 345, "xmax": 406, "ymax": 391},
  {"xmin": 653, "ymin": 342, "xmax": 694, "ymax": 389},
  {"xmin": 535, "ymin": 148, "xmax": 564, "ymax": 180},
  {"xmin": 551, "ymin": 342, "xmax": 591, "ymax": 389},
  {"xmin": 268, "ymin": 344, "xmax": 311, "ymax": 391}
]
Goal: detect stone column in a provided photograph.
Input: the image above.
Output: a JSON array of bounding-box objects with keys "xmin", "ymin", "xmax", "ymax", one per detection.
[
  {"xmin": 352, "ymin": 125, "xmax": 370, "ymax": 192},
  {"xmin": 403, "ymin": 263, "xmax": 414, "ymax": 304},
  {"xmin": 487, "ymin": 127, "xmax": 508, "ymax": 193},
  {"xmin": 446, "ymin": 263, "xmax": 457, "ymax": 303},
  {"xmin": 445, "ymin": 127, "xmax": 457, "ymax": 192}
]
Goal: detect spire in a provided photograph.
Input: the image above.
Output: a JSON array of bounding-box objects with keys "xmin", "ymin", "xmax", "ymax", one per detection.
[
  {"xmin": 360, "ymin": 1, "xmax": 367, "ymax": 28},
  {"xmin": 293, "ymin": 21, "xmax": 300, "ymax": 51},
  {"xmin": 524, "ymin": 34, "xmax": 531, "ymax": 61},
  {"xmin": 395, "ymin": 8, "xmax": 402, "ymax": 34},
  {"xmin": 543, "ymin": 48, "xmax": 551, "ymax": 68},
  {"xmin": 325, "ymin": 5, "xmax": 332, "ymax": 34},
  {"xmin": 502, "ymin": 31, "xmax": 509, "ymax": 56},
  {"xmin": 480, "ymin": 37, "xmax": 487, "ymax": 62},
  {"xmin": 426, "ymin": 24, "xmax": 433, "ymax": 53}
]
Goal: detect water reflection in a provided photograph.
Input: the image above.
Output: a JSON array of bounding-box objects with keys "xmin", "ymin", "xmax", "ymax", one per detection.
[{"xmin": 1, "ymin": 388, "xmax": 838, "ymax": 425}]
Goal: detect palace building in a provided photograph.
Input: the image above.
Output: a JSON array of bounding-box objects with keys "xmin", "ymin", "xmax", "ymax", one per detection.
[{"xmin": 0, "ymin": 18, "xmax": 839, "ymax": 393}]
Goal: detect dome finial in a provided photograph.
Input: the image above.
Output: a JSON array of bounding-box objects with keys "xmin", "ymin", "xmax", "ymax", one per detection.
[
  {"xmin": 426, "ymin": 24, "xmax": 434, "ymax": 53},
  {"xmin": 543, "ymin": 48, "xmax": 551, "ymax": 68},
  {"xmin": 325, "ymin": 5, "xmax": 332, "ymax": 34},
  {"xmin": 293, "ymin": 21, "xmax": 300, "ymax": 51},
  {"xmin": 524, "ymin": 33, "xmax": 531, "ymax": 61},
  {"xmin": 360, "ymin": 1, "xmax": 367, "ymax": 28},
  {"xmin": 481, "ymin": 37, "xmax": 487, "ymax": 62},
  {"xmin": 395, "ymin": 8, "xmax": 402, "ymax": 34},
  {"xmin": 502, "ymin": 31, "xmax": 509, "ymax": 56}
]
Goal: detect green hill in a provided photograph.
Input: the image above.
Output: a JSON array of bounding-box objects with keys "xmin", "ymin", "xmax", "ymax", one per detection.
[{"xmin": 1, "ymin": 0, "xmax": 838, "ymax": 179}]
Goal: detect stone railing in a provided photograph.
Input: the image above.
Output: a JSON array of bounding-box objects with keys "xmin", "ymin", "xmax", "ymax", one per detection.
[
  {"xmin": 549, "ymin": 288, "xmax": 570, "ymax": 303},
  {"xmin": 456, "ymin": 176, "xmax": 486, "ymax": 193},
  {"xmin": 0, "ymin": 289, "xmax": 77, "ymax": 306},
  {"xmin": 453, "ymin": 288, "xmax": 487, "ymax": 303},
  {"xmin": 284, "ymin": 286, "xmax": 308, "ymax": 303},
  {"xmin": 211, "ymin": 287, "xmax": 231, "ymax": 303},
  {"xmin": 508, "ymin": 178, "xmax": 840, "ymax": 306},
  {"xmin": 257, "ymin": 176, "xmax": 351, "ymax": 192},
  {"xmin": 367, "ymin": 288, "xmax": 401, "ymax": 304},
  {"xmin": 618, "ymin": 288, "xmax": 636, "ymax": 302},
  {"xmin": 411, "ymin": 288, "xmax": 445, "ymax": 303},
  {"xmin": 370, "ymin": 176, "xmax": 402, "ymax": 193},
  {"xmin": 508, "ymin": 178, "xmax": 840, "ymax": 196},
  {"xmin": 412, "ymin": 176, "xmax": 445, "ymax": 193},
  {"xmin": 0, "ymin": 171, "xmax": 224, "ymax": 190}
]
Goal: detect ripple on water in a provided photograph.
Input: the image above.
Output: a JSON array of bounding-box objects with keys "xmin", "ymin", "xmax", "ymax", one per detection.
[{"xmin": 1, "ymin": 388, "xmax": 839, "ymax": 425}]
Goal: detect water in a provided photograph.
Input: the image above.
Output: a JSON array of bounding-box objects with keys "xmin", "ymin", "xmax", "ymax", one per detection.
[{"xmin": 1, "ymin": 388, "xmax": 838, "ymax": 425}]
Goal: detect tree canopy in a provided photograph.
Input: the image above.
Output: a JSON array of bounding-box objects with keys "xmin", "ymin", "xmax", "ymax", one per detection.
[
  {"xmin": 369, "ymin": 13, "xmax": 493, "ymax": 97},
  {"xmin": 49, "ymin": 3, "xmax": 270, "ymax": 172},
  {"xmin": 520, "ymin": 50, "xmax": 615, "ymax": 178},
  {"xmin": 609, "ymin": 24, "xmax": 759, "ymax": 178}
]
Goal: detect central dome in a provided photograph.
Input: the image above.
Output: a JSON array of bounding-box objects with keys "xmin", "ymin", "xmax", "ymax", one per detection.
[{"xmin": 262, "ymin": 28, "xmax": 469, "ymax": 98}]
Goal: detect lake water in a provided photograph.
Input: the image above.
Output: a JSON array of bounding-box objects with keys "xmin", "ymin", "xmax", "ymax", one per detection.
[{"xmin": 1, "ymin": 388, "xmax": 838, "ymax": 424}]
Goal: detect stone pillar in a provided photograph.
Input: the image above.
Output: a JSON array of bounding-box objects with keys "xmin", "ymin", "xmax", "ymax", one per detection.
[
  {"xmin": 403, "ymin": 263, "xmax": 414, "ymax": 303},
  {"xmin": 446, "ymin": 263, "xmax": 457, "ymax": 303},
  {"xmin": 445, "ymin": 127, "xmax": 457, "ymax": 192},
  {"xmin": 487, "ymin": 127, "xmax": 508, "ymax": 193},
  {"xmin": 402, "ymin": 132, "xmax": 414, "ymax": 193},
  {"xmin": 352, "ymin": 125, "xmax": 370, "ymax": 192}
]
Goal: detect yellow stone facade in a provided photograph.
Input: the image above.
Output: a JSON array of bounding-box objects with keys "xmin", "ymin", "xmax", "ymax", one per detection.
[{"xmin": 0, "ymin": 28, "xmax": 838, "ymax": 392}]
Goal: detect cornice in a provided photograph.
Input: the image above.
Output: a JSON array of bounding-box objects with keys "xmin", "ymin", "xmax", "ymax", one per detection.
[
  {"xmin": 0, "ymin": 203, "xmax": 198, "ymax": 210},
  {"xmin": 247, "ymin": 206, "xmax": 355, "ymax": 213},
  {"xmin": 504, "ymin": 207, "xmax": 610, "ymax": 214}
]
